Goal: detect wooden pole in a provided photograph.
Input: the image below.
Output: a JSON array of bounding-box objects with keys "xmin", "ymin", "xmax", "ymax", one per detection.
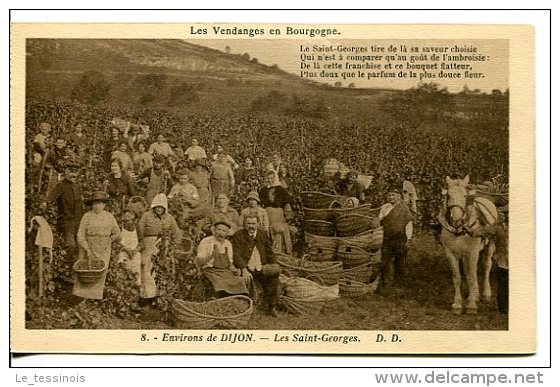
[
  {"xmin": 37, "ymin": 246, "xmax": 44, "ymax": 299},
  {"xmin": 36, "ymin": 149, "xmax": 49, "ymax": 194}
]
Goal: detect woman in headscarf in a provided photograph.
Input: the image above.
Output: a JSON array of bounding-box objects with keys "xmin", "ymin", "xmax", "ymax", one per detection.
[
  {"xmin": 136, "ymin": 193, "xmax": 182, "ymax": 305},
  {"xmin": 73, "ymin": 191, "xmax": 121, "ymax": 300}
]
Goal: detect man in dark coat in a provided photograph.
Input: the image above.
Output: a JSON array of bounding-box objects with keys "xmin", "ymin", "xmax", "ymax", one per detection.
[
  {"xmin": 377, "ymin": 188, "xmax": 413, "ymax": 293},
  {"xmin": 232, "ymin": 214, "xmax": 280, "ymax": 317},
  {"xmin": 44, "ymin": 161, "xmax": 84, "ymax": 267}
]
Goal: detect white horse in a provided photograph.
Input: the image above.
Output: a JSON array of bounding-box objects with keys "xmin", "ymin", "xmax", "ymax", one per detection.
[{"xmin": 439, "ymin": 175, "xmax": 497, "ymax": 315}]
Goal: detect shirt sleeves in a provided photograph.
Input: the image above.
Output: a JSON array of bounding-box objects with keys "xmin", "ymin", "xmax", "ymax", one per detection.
[{"xmin": 76, "ymin": 213, "xmax": 91, "ymax": 251}]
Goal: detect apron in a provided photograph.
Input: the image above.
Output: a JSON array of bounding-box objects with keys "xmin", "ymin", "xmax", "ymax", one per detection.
[
  {"xmin": 265, "ymin": 207, "xmax": 292, "ymax": 255},
  {"xmin": 139, "ymin": 236, "xmax": 159, "ymax": 298},
  {"xmin": 72, "ymin": 235, "xmax": 111, "ymax": 300},
  {"xmin": 203, "ymin": 246, "xmax": 247, "ymax": 295},
  {"xmin": 118, "ymin": 227, "xmax": 141, "ymax": 286}
]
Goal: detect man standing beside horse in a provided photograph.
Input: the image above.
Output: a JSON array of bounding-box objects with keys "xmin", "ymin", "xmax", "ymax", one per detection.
[{"xmin": 377, "ymin": 187, "xmax": 413, "ymax": 294}]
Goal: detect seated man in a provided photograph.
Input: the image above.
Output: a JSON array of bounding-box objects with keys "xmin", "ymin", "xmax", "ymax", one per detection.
[
  {"xmin": 195, "ymin": 220, "xmax": 248, "ymax": 298},
  {"xmin": 232, "ymin": 215, "xmax": 280, "ymax": 317}
]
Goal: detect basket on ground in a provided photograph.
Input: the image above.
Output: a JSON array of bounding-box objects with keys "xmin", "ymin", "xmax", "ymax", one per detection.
[
  {"xmin": 335, "ymin": 213, "xmax": 376, "ymax": 237},
  {"xmin": 279, "ymin": 295, "xmax": 325, "ymax": 316},
  {"xmin": 300, "ymin": 191, "xmax": 342, "ymax": 209},
  {"xmin": 73, "ymin": 258, "xmax": 106, "ymax": 284},
  {"xmin": 275, "ymin": 253, "xmax": 343, "ymax": 286},
  {"xmin": 304, "ymin": 219, "xmax": 336, "ymax": 236},
  {"xmin": 339, "ymin": 280, "xmax": 371, "ymax": 298},
  {"xmin": 282, "ymin": 276, "xmax": 339, "ymax": 301},
  {"xmin": 172, "ymin": 295, "xmax": 254, "ymax": 329},
  {"xmin": 307, "ymin": 245, "xmax": 337, "ymax": 261},
  {"xmin": 337, "ymin": 244, "xmax": 378, "ymax": 268},
  {"xmin": 341, "ymin": 261, "xmax": 377, "ymax": 283}
]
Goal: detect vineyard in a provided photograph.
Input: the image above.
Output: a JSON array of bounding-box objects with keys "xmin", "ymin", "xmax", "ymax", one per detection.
[{"xmin": 23, "ymin": 80, "xmax": 509, "ymax": 330}]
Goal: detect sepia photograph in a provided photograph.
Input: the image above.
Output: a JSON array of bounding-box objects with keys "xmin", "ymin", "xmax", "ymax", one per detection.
[{"xmin": 10, "ymin": 23, "xmax": 535, "ymax": 354}]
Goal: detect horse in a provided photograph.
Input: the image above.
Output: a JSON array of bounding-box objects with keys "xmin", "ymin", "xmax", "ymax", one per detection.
[{"xmin": 439, "ymin": 175, "xmax": 497, "ymax": 315}]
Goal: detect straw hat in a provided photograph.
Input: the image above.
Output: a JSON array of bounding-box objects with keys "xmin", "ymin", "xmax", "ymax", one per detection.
[
  {"xmin": 84, "ymin": 191, "xmax": 111, "ymax": 205},
  {"xmin": 245, "ymin": 191, "xmax": 261, "ymax": 204}
]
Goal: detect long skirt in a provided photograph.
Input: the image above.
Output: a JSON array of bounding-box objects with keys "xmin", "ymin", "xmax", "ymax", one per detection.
[
  {"xmin": 139, "ymin": 236, "xmax": 159, "ymax": 298},
  {"xmin": 73, "ymin": 235, "xmax": 111, "ymax": 300},
  {"xmin": 203, "ymin": 268, "xmax": 248, "ymax": 295},
  {"xmin": 266, "ymin": 207, "xmax": 292, "ymax": 255}
]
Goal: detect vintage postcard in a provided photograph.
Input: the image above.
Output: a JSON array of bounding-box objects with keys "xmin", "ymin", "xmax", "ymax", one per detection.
[{"xmin": 10, "ymin": 23, "xmax": 535, "ymax": 354}]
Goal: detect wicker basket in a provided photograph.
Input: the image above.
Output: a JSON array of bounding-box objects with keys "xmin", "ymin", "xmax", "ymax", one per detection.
[
  {"xmin": 279, "ymin": 295, "xmax": 325, "ymax": 316},
  {"xmin": 305, "ymin": 232, "xmax": 339, "ymax": 250},
  {"xmin": 335, "ymin": 213, "xmax": 376, "ymax": 237},
  {"xmin": 73, "ymin": 258, "xmax": 106, "ymax": 284},
  {"xmin": 303, "ymin": 207, "xmax": 336, "ymax": 222},
  {"xmin": 300, "ymin": 191, "xmax": 342, "ymax": 209},
  {"xmin": 332, "ymin": 204, "xmax": 371, "ymax": 218},
  {"xmin": 369, "ymin": 206, "xmax": 382, "ymax": 219},
  {"xmin": 283, "ymin": 277, "xmax": 339, "ymax": 301},
  {"xmin": 175, "ymin": 235, "xmax": 194, "ymax": 260},
  {"xmin": 337, "ymin": 244, "xmax": 374, "ymax": 268},
  {"xmin": 304, "ymin": 219, "xmax": 336, "ymax": 236},
  {"xmin": 342, "ymin": 261, "xmax": 374, "ymax": 283},
  {"xmin": 307, "ymin": 245, "xmax": 337, "ymax": 261},
  {"xmin": 276, "ymin": 254, "xmax": 343, "ymax": 286},
  {"xmin": 172, "ymin": 295, "xmax": 254, "ymax": 329},
  {"xmin": 338, "ymin": 227, "xmax": 384, "ymax": 252},
  {"xmin": 339, "ymin": 280, "xmax": 371, "ymax": 298}
]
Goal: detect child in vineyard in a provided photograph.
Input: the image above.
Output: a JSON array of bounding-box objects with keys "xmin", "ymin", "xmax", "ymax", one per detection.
[{"xmin": 117, "ymin": 203, "xmax": 143, "ymax": 287}]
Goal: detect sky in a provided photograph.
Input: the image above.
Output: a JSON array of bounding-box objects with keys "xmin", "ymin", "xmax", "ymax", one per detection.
[{"xmin": 192, "ymin": 39, "xmax": 508, "ymax": 93}]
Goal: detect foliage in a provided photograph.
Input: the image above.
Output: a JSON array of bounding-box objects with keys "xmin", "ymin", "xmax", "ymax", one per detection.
[
  {"xmin": 168, "ymin": 82, "xmax": 199, "ymax": 106},
  {"xmin": 71, "ymin": 71, "xmax": 112, "ymax": 105}
]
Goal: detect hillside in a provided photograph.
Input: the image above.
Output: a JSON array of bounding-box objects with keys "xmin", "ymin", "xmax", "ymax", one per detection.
[{"xmin": 25, "ymin": 39, "xmax": 396, "ymax": 119}]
